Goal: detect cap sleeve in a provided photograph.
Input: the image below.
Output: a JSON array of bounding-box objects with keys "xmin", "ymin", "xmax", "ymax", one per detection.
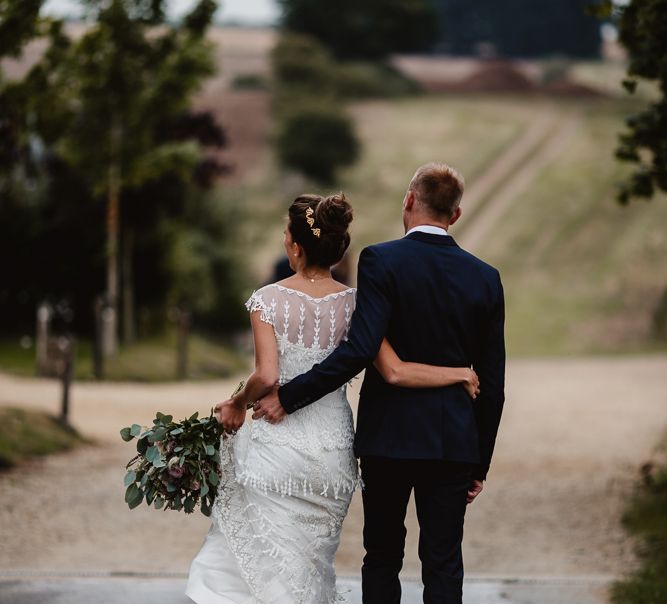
[{"xmin": 245, "ymin": 288, "xmax": 276, "ymax": 326}]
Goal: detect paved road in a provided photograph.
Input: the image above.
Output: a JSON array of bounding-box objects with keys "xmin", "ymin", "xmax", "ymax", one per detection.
[{"xmin": 0, "ymin": 576, "xmax": 610, "ymax": 604}]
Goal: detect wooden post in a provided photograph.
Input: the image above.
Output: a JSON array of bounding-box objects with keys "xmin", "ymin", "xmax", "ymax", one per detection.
[
  {"xmin": 176, "ymin": 308, "xmax": 191, "ymax": 381},
  {"xmin": 36, "ymin": 302, "xmax": 52, "ymax": 376},
  {"xmin": 58, "ymin": 336, "xmax": 75, "ymax": 425}
]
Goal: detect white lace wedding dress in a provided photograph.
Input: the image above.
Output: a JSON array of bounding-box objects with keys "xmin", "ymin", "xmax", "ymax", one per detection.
[{"xmin": 186, "ymin": 283, "xmax": 359, "ymax": 604}]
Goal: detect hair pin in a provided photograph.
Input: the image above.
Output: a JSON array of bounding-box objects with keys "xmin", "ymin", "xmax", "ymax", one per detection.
[{"xmin": 305, "ymin": 207, "xmax": 320, "ymax": 237}]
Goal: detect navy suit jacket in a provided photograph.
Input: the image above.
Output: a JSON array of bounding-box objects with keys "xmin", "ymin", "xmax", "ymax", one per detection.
[{"xmin": 278, "ymin": 231, "xmax": 505, "ymax": 480}]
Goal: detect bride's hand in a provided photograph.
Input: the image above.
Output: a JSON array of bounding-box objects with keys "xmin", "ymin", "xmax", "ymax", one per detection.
[
  {"xmin": 214, "ymin": 398, "xmax": 246, "ymax": 434},
  {"xmin": 463, "ymin": 368, "xmax": 480, "ymax": 400}
]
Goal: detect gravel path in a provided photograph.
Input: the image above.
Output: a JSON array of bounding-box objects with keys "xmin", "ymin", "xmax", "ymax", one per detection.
[{"xmin": 1, "ymin": 356, "xmax": 665, "ymax": 587}]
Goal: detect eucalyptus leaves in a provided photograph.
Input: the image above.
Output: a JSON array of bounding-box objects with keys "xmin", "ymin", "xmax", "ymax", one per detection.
[{"xmin": 120, "ymin": 410, "xmax": 223, "ymax": 516}]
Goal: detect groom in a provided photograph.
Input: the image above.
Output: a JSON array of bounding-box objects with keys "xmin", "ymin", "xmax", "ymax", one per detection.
[{"xmin": 256, "ymin": 163, "xmax": 505, "ymax": 603}]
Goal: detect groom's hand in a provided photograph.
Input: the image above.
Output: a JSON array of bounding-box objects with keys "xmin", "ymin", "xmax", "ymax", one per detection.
[
  {"xmin": 253, "ymin": 386, "xmax": 287, "ymax": 424},
  {"xmin": 467, "ymin": 479, "xmax": 484, "ymax": 504}
]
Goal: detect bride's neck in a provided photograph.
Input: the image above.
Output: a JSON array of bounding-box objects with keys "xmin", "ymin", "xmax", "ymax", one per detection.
[{"xmin": 297, "ymin": 266, "xmax": 332, "ymax": 282}]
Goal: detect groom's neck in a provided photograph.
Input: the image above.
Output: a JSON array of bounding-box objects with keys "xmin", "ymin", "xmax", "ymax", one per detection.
[{"xmin": 405, "ymin": 213, "xmax": 450, "ymax": 234}]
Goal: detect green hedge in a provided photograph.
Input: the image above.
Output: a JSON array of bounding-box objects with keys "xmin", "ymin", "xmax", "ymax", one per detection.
[
  {"xmin": 612, "ymin": 459, "xmax": 667, "ymax": 603},
  {"xmin": 0, "ymin": 408, "xmax": 86, "ymax": 469}
]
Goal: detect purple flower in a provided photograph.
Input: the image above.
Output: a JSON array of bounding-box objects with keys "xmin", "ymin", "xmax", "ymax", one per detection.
[{"xmin": 169, "ymin": 465, "xmax": 185, "ymax": 479}]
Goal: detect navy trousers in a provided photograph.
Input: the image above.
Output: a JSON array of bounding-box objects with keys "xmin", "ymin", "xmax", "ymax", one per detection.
[{"xmin": 360, "ymin": 457, "xmax": 473, "ymax": 604}]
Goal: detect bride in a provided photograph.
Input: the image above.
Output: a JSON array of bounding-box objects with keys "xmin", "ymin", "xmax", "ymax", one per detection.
[{"xmin": 186, "ymin": 193, "xmax": 480, "ymax": 603}]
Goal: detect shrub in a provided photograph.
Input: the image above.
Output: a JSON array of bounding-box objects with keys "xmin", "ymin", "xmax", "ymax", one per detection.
[
  {"xmin": 231, "ymin": 74, "xmax": 269, "ymax": 91},
  {"xmin": 271, "ymin": 34, "xmax": 338, "ymax": 96},
  {"xmin": 653, "ymin": 287, "xmax": 667, "ymax": 340},
  {"xmin": 276, "ymin": 103, "xmax": 360, "ymax": 184},
  {"xmin": 0, "ymin": 407, "xmax": 85, "ymax": 469},
  {"xmin": 335, "ymin": 62, "xmax": 421, "ymax": 98}
]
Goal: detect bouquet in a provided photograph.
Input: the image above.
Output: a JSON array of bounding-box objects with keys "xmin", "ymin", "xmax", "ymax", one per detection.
[{"xmin": 120, "ymin": 381, "xmax": 244, "ymax": 516}]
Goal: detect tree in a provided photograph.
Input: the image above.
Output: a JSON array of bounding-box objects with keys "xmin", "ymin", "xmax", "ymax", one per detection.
[
  {"xmin": 279, "ymin": 0, "xmax": 437, "ymax": 61},
  {"xmin": 432, "ymin": 0, "xmax": 601, "ymax": 58},
  {"xmin": 270, "ymin": 34, "xmax": 361, "ymax": 184},
  {"xmin": 0, "ymin": 0, "xmax": 48, "ymax": 187},
  {"xmin": 595, "ymin": 0, "xmax": 667, "ymax": 203},
  {"xmin": 17, "ymin": 0, "xmax": 219, "ymax": 354},
  {"xmin": 276, "ymin": 103, "xmax": 360, "ymax": 184},
  {"xmin": 0, "ymin": 0, "xmax": 43, "ymax": 58}
]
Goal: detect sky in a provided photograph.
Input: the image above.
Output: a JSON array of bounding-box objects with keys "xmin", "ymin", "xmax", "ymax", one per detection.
[{"xmin": 42, "ymin": 0, "xmax": 280, "ymax": 25}]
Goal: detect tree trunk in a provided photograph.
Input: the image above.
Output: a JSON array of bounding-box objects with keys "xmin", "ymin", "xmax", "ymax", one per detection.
[
  {"xmin": 36, "ymin": 302, "xmax": 52, "ymax": 376},
  {"xmin": 102, "ymin": 121, "xmax": 122, "ymax": 357},
  {"xmin": 176, "ymin": 308, "xmax": 190, "ymax": 381},
  {"xmin": 122, "ymin": 227, "xmax": 136, "ymax": 344}
]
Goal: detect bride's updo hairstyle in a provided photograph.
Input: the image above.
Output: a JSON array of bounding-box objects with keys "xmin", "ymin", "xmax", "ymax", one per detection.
[{"xmin": 288, "ymin": 193, "xmax": 353, "ymax": 268}]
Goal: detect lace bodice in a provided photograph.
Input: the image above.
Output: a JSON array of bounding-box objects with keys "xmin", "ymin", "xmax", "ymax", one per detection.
[
  {"xmin": 246, "ymin": 283, "xmax": 356, "ymax": 385},
  {"xmin": 243, "ymin": 283, "xmax": 357, "ymax": 463}
]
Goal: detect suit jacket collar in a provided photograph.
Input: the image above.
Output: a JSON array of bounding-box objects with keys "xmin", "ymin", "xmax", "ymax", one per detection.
[{"xmin": 405, "ymin": 231, "xmax": 459, "ymax": 247}]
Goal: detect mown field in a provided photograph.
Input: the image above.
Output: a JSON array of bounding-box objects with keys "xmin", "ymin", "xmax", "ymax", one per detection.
[{"xmin": 229, "ymin": 93, "xmax": 667, "ymax": 357}]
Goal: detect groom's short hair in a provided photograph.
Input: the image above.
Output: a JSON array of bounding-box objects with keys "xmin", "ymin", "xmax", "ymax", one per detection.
[{"xmin": 409, "ymin": 163, "xmax": 464, "ymax": 218}]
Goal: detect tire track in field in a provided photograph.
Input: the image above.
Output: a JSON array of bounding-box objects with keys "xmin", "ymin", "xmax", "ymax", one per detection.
[{"xmin": 456, "ymin": 106, "xmax": 582, "ymax": 252}]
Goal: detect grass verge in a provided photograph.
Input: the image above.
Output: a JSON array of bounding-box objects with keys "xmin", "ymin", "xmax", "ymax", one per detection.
[
  {"xmin": 0, "ymin": 332, "xmax": 249, "ymax": 382},
  {"xmin": 0, "ymin": 407, "xmax": 87, "ymax": 470},
  {"xmin": 612, "ymin": 451, "xmax": 667, "ymax": 603}
]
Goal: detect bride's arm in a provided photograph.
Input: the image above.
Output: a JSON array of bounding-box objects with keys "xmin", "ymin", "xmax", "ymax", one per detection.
[
  {"xmin": 373, "ymin": 338, "xmax": 479, "ymax": 397},
  {"xmin": 215, "ymin": 313, "xmax": 279, "ymax": 431}
]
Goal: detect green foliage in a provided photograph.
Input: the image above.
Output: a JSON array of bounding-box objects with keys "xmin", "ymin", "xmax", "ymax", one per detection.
[
  {"xmin": 0, "ymin": 407, "xmax": 86, "ymax": 469},
  {"xmin": 271, "ymin": 33, "xmax": 362, "ymax": 184},
  {"xmin": 120, "ymin": 385, "xmax": 243, "ymax": 515},
  {"xmin": 231, "ymin": 74, "xmax": 270, "ymax": 91},
  {"xmin": 272, "ymin": 34, "xmax": 420, "ymax": 104},
  {"xmin": 28, "ymin": 1, "xmax": 217, "ymax": 195},
  {"xmin": 0, "ymin": 0, "xmax": 44, "ymax": 58},
  {"xmin": 434, "ymin": 0, "xmax": 601, "ymax": 58},
  {"xmin": 334, "ymin": 62, "xmax": 421, "ymax": 99},
  {"xmin": 654, "ymin": 287, "xmax": 667, "ymax": 341},
  {"xmin": 276, "ymin": 103, "xmax": 360, "ymax": 184},
  {"xmin": 611, "ymin": 461, "xmax": 667, "ymax": 603},
  {"xmin": 271, "ymin": 33, "xmax": 339, "ymax": 105},
  {"xmin": 0, "ymin": 333, "xmax": 247, "ymax": 381},
  {"xmin": 163, "ymin": 188, "xmax": 248, "ymax": 332},
  {"xmin": 0, "ymin": 1, "xmax": 248, "ymax": 339},
  {"xmin": 279, "ymin": 0, "xmax": 437, "ymax": 61},
  {"xmin": 595, "ymin": 0, "xmax": 667, "ymax": 203},
  {"xmin": 270, "ymin": 28, "xmax": 422, "ymax": 183}
]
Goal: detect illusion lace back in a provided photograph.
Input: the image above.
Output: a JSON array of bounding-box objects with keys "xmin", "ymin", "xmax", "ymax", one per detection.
[{"xmin": 186, "ymin": 283, "xmax": 358, "ymax": 604}]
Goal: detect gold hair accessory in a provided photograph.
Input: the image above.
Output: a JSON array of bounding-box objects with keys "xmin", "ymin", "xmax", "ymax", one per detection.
[{"xmin": 305, "ymin": 207, "xmax": 320, "ymax": 237}]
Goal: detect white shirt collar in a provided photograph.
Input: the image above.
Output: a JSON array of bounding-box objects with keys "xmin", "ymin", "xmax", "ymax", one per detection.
[{"xmin": 405, "ymin": 225, "xmax": 448, "ymax": 237}]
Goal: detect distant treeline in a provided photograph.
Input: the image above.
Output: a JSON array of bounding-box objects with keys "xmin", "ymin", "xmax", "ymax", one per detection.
[
  {"xmin": 279, "ymin": 0, "xmax": 601, "ymax": 61},
  {"xmin": 430, "ymin": 0, "xmax": 601, "ymax": 58}
]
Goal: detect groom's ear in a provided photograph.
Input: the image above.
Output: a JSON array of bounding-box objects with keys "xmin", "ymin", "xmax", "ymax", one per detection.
[
  {"xmin": 404, "ymin": 190, "xmax": 415, "ymax": 211},
  {"xmin": 449, "ymin": 206, "xmax": 462, "ymax": 226}
]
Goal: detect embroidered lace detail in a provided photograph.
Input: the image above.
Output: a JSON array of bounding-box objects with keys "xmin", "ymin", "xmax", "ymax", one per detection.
[
  {"xmin": 245, "ymin": 291, "xmax": 276, "ymax": 326},
  {"xmin": 269, "ymin": 283, "xmax": 355, "ymax": 302},
  {"xmin": 214, "ymin": 429, "xmax": 353, "ymax": 603},
  {"xmin": 211, "ymin": 282, "xmax": 358, "ymax": 602}
]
